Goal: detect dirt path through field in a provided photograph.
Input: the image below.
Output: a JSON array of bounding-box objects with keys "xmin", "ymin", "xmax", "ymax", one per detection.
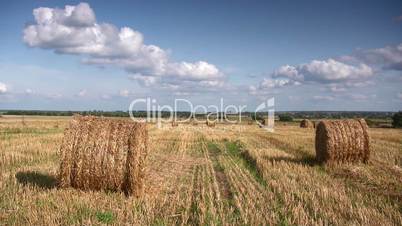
[{"xmin": 207, "ymin": 142, "xmax": 233, "ymax": 200}]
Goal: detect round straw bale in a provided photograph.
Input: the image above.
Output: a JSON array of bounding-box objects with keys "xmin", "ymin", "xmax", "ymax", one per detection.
[
  {"xmin": 58, "ymin": 115, "xmax": 148, "ymax": 196},
  {"xmin": 315, "ymin": 119, "xmax": 370, "ymax": 164},
  {"xmin": 300, "ymin": 119, "xmax": 315, "ymax": 128},
  {"xmin": 206, "ymin": 120, "xmax": 216, "ymax": 127}
]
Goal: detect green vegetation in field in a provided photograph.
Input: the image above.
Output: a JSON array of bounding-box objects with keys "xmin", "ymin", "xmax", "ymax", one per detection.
[
  {"xmin": 392, "ymin": 111, "xmax": 402, "ymax": 128},
  {"xmin": 278, "ymin": 114, "xmax": 294, "ymax": 122},
  {"xmin": 95, "ymin": 211, "xmax": 115, "ymax": 224}
]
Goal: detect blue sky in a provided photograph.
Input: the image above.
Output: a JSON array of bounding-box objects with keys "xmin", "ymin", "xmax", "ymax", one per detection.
[{"xmin": 0, "ymin": 0, "xmax": 402, "ymax": 111}]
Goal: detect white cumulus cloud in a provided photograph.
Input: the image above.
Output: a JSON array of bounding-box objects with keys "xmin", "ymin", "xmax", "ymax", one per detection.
[
  {"xmin": 0, "ymin": 82, "xmax": 7, "ymax": 94},
  {"xmin": 260, "ymin": 78, "xmax": 296, "ymax": 88},
  {"xmin": 248, "ymin": 77, "xmax": 300, "ymax": 96},
  {"xmin": 273, "ymin": 58, "xmax": 373, "ymax": 83},
  {"xmin": 23, "ymin": 2, "xmax": 224, "ymax": 88},
  {"xmin": 119, "ymin": 89, "xmax": 130, "ymax": 97},
  {"xmin": 25, "ymin": 89, "xmax": 34, "ymax": 94},
  {"xmin": 250, "ymin": 52, "xmax": 378, "ymax": 97},
  {"xmin": 352, "ymin": 43, "xmax": 402, "ymax": 71},
  {"xmin": 199, "ymin": 80, "xmax": 225, "ymax": 88},
  {"xmin": 312, "ymin": 95, "xmax": 335, "ymax": 101},
  {"xmin": 272, "ymin": 65, "xmax": 303, "ymax": 81},
  {"xmin": 128, "ymin": 74, "xmax": 159, "ymax": 87},
  {"xmin": 259, "ymin": 43, "xmax": 402, "ymax": 95},
  {"xmin": 77, "ymin": 89, "xmax": 87, "ymax": 97},
  {"xmin": 299, "ymin": 59, "xmax": 373, "ymax": 82}
]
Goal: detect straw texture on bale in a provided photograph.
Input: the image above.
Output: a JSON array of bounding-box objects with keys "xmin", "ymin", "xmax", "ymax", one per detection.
[
  {"xmin": 315, "ymin": 119, "xmax": 370, "ymax": 164},
  {"xmin": 58, "ymin": 115, "xmax": 148, "ymax": 197},
  {"xmin": 300, "ymin": 119, "xmax": 315, "ymax": 128}
]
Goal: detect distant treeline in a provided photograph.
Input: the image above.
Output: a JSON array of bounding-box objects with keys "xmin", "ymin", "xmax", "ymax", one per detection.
[
  {"xmin": 1, "ymin": 110, "xmax": 187, "ymax": 118},
  {"xmin": 0, "ymin": 110, "xmax": 396, "ymax": 120},
  {"xmin": 1, "ymin": 110, "xmax": 132, "ymax": 117},
  {"xmin": 269, "ymin": 111, "xmax": 395, "ymax": 120}
]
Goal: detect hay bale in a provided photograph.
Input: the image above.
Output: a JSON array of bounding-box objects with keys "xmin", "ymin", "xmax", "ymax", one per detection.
[
  {"xmin": 58, "ymin": 115, "xmax": 148, "ymax": 197},
  {"xmin": 300, "ymin": 119, "xmax": 315, "ymax": 128},
  {"xmin": 206, "ymin": 120, "xmax": 216, "ymax": 127},
  {"xmin": 315, "ymin": 119, "xmax": 370, "ymax": 164}
]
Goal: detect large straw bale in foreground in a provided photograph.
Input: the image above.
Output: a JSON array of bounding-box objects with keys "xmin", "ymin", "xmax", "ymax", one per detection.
[
  {"xmin": 300, "ymin": 119, "xmax": 315, "ymax": 128},
  {"xmin": 58, "ymin": 115, "xmax": 148, "ymax": 197},
  {"xmin": 315, "ymin": 119, "xmax": 370, "ymax": 164}
]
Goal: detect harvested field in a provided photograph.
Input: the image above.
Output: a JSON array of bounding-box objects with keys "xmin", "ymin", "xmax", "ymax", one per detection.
[{"xmin": 0, "ymin": 116, "xmax": 401, "ymax": 225}]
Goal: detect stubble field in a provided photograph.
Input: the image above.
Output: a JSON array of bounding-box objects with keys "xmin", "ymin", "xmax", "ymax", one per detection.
[{"xmin": 0, "ymin": 116, "xmax": 401, "ymax": 225}]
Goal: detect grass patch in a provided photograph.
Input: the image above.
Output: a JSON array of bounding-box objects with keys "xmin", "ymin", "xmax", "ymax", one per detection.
[
  {"xmin": 96, "ymin": 211, "xmax": 115, "ymax": 224},
  {"xmin": 223, "ymin": 140, "xmax": 266, "ymax": 186},
  {"xmin": 66, "ymin": 204, "xmax": 93, "ymax": 225}
]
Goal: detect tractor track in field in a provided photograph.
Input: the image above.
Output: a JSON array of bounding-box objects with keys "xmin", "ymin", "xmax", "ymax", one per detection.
[{"xmin": 207, "ymin": 144, "xmax": 233, "ymax": 200}]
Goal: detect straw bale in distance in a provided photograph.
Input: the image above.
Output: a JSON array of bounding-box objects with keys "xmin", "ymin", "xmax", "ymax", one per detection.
[
  {"xmin": 315, "ymin": 119, "xmax": 370, "ymax": 164},
  {"xmin": 58, "ymin": 115, "xmax": 148, "ymax": 197},
  {"xmin": 206, "ymin": 120, "xmax": 216, "ymax": 127},
  {"xmin": 300, "ymin": 119, "xmax": 315, "ymax": 128}
]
